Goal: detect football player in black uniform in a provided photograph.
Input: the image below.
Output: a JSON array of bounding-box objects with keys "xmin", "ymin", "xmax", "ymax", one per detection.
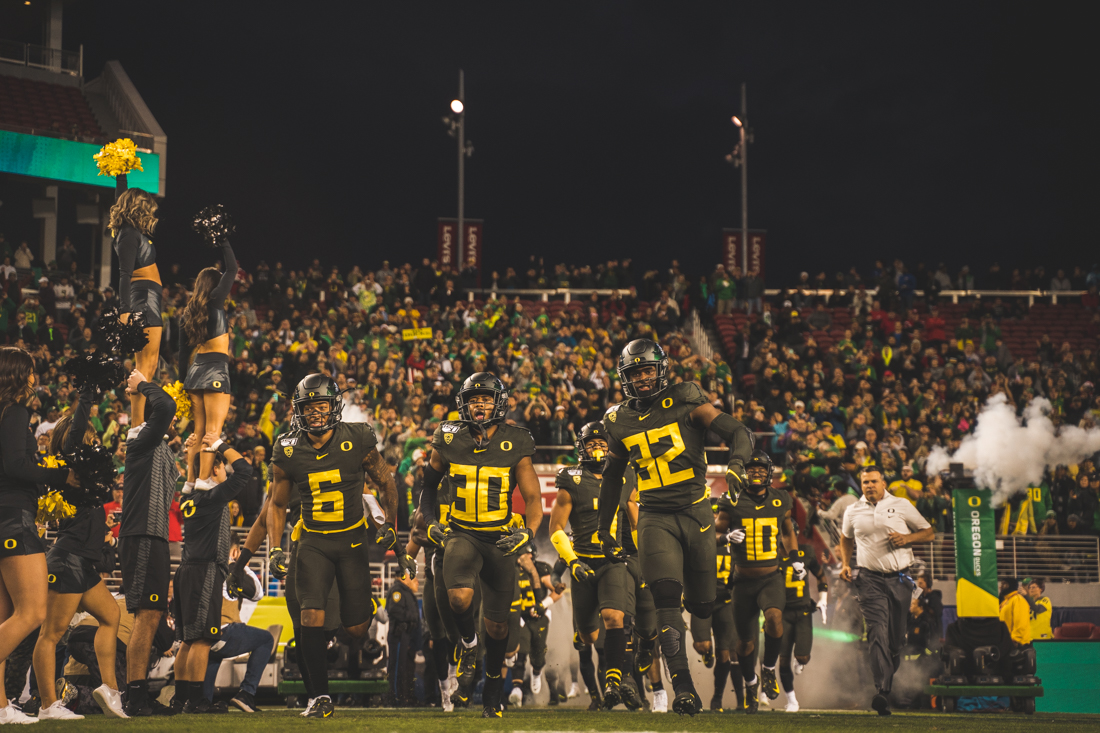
[
  {"xmin": 689, "ymin": 502, "xmax": 742, "ymax": 712},
  {"xmin": 266, "ymin": 374, "xmax": 400, "ymax": 719},
  {"xmin": 716, "ymin": 450, "xmax": 799, "ymax": 713},
  {"xmin": 416, "ymin": 373, "xmax": 543, "ymax": 718},
  {"xmin": 778, "ymin": 545, "xmax": 827, "ymax": 712},
  {"xmin": 598, "ymin": 339, "xmax": 754, "ymax": 715},
  {"xmin": 549, "ymin": 421, "xmax": 640, "ymax": 710}
]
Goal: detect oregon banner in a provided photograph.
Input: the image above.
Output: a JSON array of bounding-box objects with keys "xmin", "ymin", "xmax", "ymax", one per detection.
[{"xmin": 953, "ymin": 487, "xmax": 999, "ymax": 617}]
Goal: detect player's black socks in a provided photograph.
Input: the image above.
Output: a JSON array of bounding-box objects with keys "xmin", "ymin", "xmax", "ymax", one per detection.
[
  {"xmin": 300, "ymin": 627, "xmax": 330, "ymax": 697},
  {"xmin": 127, "ymin": 680, "xmax": 149, "ymax": 709},
  {"xmin": 604, "ymin": 627, "xmax": 627, "ymax": 686},
  {"xmin": 454, "ymin": 604, "xmax": 477, "ymax": 644},
  {"xmin": 729, "ymin": 661, "xmax": 744, "ymax": 704},
  {"xmin": 779, "ymin": 661, "xmax": 795, "ymax": 693},
  {"xmin": 762, "ymin": 632, "xmax": 782, "ymax": 669},
  {"xmin": 188, "ymin": 679, "xmax": 205, "ymax": 705},
  {"xmin": 483, "ymin": 632, "xmax": 509, "ymax": 676},
  {"xmin": 578, "ymin": 647, "xmax": 599, "ymax": 694},
  {"xmin": 738, "ymin": 650, "xmax": 758, "ymax": 682},
  {"xmin": 433, "ymin": 638, "xmax": 452, "ymax": 681},
  {"xmin": 292, "ymin": 626, "xmax": 314, "ymax": 698},
  {"xmin": 713, "ymin": 658, "xmax": 731, "ymax": 694},
  {"xmin": 175, "ymin": 680, "xmax": 191, "ymax": 704}
]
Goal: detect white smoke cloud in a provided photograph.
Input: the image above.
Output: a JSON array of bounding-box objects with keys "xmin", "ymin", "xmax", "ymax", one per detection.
[
  {"xmin": 926, "ymin": 394, "xmax": 1100, "ymax": 505},
  {"xmin": 342, "ymin": 402, "xmax": 371, "ymax": 424}
]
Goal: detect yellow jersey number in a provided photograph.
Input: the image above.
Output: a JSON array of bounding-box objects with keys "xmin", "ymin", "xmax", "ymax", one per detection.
[
  {"xmin": 589, "ymin": 497, "xmax": 619, "ymax": 546},
  {"xmin": 716, "ymin": 554, "xmax": 732, "ymax": 584},
  {"xmin": 621, "ymin": 423, "xmax": 695, "ymax": 491},
  {"xmin": 785, "ymin": 565, "xmax": 806, "ymax": 598},
  {"xmin": 740, "ymin": 517, "xmax": 779, "ymax": 561},
  {"xmin": 308, "ymin": 469, "xmax": 344, "ymax": 523},
  {"xmin": 450, "ymin": 464, "xmax": 511, "ymax": 525}
]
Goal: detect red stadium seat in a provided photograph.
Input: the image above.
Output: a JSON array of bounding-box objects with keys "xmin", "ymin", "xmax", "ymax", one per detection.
[{"xmin": 1053, "ymin": 622, "xmax": 1100, "ymax": 640}]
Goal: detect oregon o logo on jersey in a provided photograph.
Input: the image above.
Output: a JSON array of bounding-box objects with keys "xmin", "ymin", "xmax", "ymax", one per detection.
[
  {"xmin": 501, "ymin": 440, "xmax": 513, "ymax": 451},
  {"xmin": 772, "ymin": 499, "xmax": 782, "ymax": 507},
  {"xmin": 3, "ymin": 539, "xmax": 15, "ymax": 549},
  {"xmin": 48, "ymin": 574, "xmax": 56, "ymax": 583},
  {"xmin": 150, "ymin": 594, "xmax": 159, "ymax": 602},
  {"xmin": 662, "ymin": 397, "xmax": 673, "ymax": 408},
  {"xmin": 211, "ymin": 627, "xmax": 219, "ymax": 635},
  {"xmin": 213, "ymin": 380, "xmax": 222, "ymax": 388},
  {"xmin": 341, "ymin": 441, "xmax": 353, "ymax": 451},
  {"xmin": 182, "ymin": 500, "xmax": 196, "ymax": 518}
]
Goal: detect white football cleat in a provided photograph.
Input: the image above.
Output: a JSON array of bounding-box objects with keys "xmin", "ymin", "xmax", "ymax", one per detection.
[
  {"xmin": 0, "ymin": 704, "xmax": 38, "ymax": 724},
  {"xmin": 37, "ymin": 702, "xmax": 83, "ymax": 720},
  {"xmin": 508, "ymin": 687, "xmax": 523, "ymax": 707},
  {"xmin": 792, "ymin": 659, "xmax": 805, "ymax": 675},
  {"xmin": 531, "ymin": 671, "xmax": 542, "ymax": 694},
  {"xmin": 94, "ymin": 684, "xmax": 128, "ymax": 718},
  {"xmin": 567, "ymin": 682, "xmax": 579, "ymax": 699},
  {"xmin": 651, "ymin": 689, "xmax": 668, "ymax": 713},
  {"xmin": 439, "ymin": 681, "xmax": 453, "ymax": 712},
  {"xmin": 786, "ymin": 699, "xmax": 800, "ymax": 712}
]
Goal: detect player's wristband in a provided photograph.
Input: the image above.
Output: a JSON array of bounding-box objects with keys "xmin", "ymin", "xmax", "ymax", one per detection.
[
  {"xmin": 551, "ymin": 529, "xmax": 579, "ymax": 563},
  {"xmin": 542, "ymin": 596, "xmax": 555, "ymax": 609}
]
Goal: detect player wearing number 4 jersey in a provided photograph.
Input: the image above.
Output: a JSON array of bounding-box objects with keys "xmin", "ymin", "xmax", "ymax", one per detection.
[
  {"xmin": 417, "ymin": 372, "xmax": 544, "ymax": 719},
  {"xmin": 267, "ymin": 374, "xmax": 400, "ymax": 720},
  {"xmin": 598, "ymin": 339, "xmax": 754, "ymax": 716},
  {"xmin": 716, "ymin": 450, "xmax": 799, "ymax": 713}
]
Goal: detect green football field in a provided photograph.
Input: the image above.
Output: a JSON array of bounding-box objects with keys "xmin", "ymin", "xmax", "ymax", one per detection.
[{"xmin": 36, "ymin": 708, "xmax": 1097, "ymax": 731}]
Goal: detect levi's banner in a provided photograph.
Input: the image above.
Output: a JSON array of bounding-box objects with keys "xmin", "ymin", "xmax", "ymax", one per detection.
[
  {"xmin": 438, "ymin": 218, "xmax": 484, "ymax": 281},
  {"xmin": 402, "ymin": 328, "xmax": 433, "ymax": 341},
  {"xmin": 720, "ymin": 229, "xmax": 766, "ymax": 280},
  {"xmin": 437, "ymin": 220, "xmax": 458, "ymax": 269},
  {"xmin": 952, "ymin": 487, "xmax": 999, "ymax": 617}
]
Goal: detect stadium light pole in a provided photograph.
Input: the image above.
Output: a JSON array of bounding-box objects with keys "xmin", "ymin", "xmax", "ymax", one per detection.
[
  {"xmin": 444, "ymin": 70, "xmax": 473, "ymax": 268},
  {"xmin": 725, "ymin": 84, "xmax": 750, "ymax": 272}
]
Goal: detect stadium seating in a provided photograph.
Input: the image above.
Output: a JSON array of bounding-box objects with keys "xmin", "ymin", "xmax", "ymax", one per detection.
[
  {"xmin": 0, "ymin": 74, "xmax": 104, "ymax": 139},
  {"xmin": 1052, "ymin": 622, "xmax": 1100, "ymax": 640}
]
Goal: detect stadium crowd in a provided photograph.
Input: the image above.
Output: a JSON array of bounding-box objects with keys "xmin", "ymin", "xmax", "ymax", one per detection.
[{"xmin": 1, "ymin": 233, "xmax": 1098, "ymax": 714}]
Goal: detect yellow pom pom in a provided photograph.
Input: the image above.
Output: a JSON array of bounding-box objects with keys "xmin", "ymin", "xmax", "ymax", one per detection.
[
  {"xmin": 37, "ymin": 490, "xmax": 76, "ymax": 526},
  {"xmin": 40, "ymin": 455, "xmax": 67, "ymax": 469},
  {"xmin": 93, "ymin": 138, "xmax": 144, "ymax": 178},
  {"xmin": 163, "ymin": 380, "xmax": 192, "ymax": 421}
]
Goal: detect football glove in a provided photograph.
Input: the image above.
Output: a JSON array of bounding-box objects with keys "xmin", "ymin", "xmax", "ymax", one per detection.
[
  {"xmin": 426, "ymin": 521, "xmax": 449, "ymax": 547},
  {"xmin": 597, "ymin": 528, "xmax": 627, "ymax": 563},
  {"xmin": 269, "ymin": 547, "xmax": 289, "ymax": 580},
  {"xmin": 725, "ymin": 528, "xmax": 746, "ymax": 545},
  {"xmin": 569, "ymin": 559, "xmax": 596, "ymax": 583},
  {"xmin": 375, "ymin": 522, "xmax": 399, "ymax": 552},
  {"xmin": 817, "ymin": 591, "xmax": 829, "ymax": 624},
  {"xmin": 496, "ymin": 526, "xmax": 533, "ymax": 555},
  {"xmin": 791, "ymin": 560, "xmax": 807, "ymax": 581},
  {"xmin": 726, "ymin": 459, "xmax": 747, "ymax": 496},
  {"xmin": 398, "ymin": 552, "xmax": 418, "ymax": 578}
]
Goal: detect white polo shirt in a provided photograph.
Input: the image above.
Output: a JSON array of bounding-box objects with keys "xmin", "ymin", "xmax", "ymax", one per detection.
[{"xmin": 841, "ymin": 493, "xmax": 931, "ymax": 573}]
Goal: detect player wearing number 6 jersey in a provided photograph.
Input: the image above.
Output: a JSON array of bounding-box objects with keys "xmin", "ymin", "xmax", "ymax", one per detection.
[
  {"xmin": 416, "ymin": 372, "xmax": 544, "ymax": 718},
  {"xmin": 549, "ymin": 422, "xmax": 640, "ymax": 710},
  {"xmin": 267, "ymin": 374, "xmax": 399, "ymax": 719},
  {"xmin": 597, "ymin": 339, "xmax": 755, "ymax": 716},
  {"xmin": 715, "ymin": 450, "xmax": 798, "ymax": 712}
]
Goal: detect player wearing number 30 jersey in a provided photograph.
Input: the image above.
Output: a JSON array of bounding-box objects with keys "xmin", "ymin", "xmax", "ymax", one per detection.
[
  {"xmin": 267, "ymin": 374, "xmax": 399, "ymax": 719},
  {"xmin": 716, "ymin": 449, "xmax": 798, "ymax": 712},
  {"xmin": 597, "ymin": 339, "xmax": 755, "ymax": 716}
]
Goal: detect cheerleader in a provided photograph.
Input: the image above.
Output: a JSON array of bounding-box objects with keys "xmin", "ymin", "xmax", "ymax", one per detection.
[
  {"xmin": 178, "ymin": 240, "xmax": 238, "ymax": 490},
  {"xmin": 31, "ymin": 388, "xmax": 128, "ymax": 719},
  {"xmin": 108, "ymin": 174, "xmax": 162, "ymax": 426},
  {"xmin": 0, "ymin": 347, "xmax": 75, "ymax": 725}
]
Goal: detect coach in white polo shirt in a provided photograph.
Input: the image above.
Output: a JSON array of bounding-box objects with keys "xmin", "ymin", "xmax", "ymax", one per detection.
[{"xmin": 839, "ymin": 465, "xmax": 934, "ymax": 716}]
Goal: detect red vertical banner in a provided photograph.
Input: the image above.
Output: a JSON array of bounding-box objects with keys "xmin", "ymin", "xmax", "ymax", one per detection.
[
  {"xmin": 722, "ymin": 230, "xmax": 741, "ymax": 272},
  {"xmin": 463, "ymin": 221, "xmax": 483, "ymax": 287},
  {"xmin": 747, "ymin": 231, "xmax": 765, "ymax": 280},
  {"xmin": 438, "ymin": 220, "xmax": 458, "ymax": 270}
]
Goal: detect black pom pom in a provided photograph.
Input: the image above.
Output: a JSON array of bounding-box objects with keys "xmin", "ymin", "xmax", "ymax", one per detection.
[
  {"xmin": 63, "ymin": 353, "xmax": 125, "ymax": 395},
  {"xmin": 95, "ymin": 308, "xmax": 149, "ymax": 354},
  {"xmin": 192, "ymin": 204, "xmax": 235, "ymax": 247},
  {"xmin": 60, "ymin": 444, "xmax": 117, "ymax": 508}
]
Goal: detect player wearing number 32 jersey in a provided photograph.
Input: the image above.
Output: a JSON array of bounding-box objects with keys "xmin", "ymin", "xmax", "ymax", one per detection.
[
  {"xmin": 597, "ymin": 339, "xmax": 755, "ymax": 716},
  {"xmin": 267, "ymin": 374, "xmax": 400, "ymax": 719}
]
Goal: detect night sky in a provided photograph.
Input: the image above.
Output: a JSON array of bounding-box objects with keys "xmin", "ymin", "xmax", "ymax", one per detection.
[{"xmin": 4, "ymin": 2, "xmax": 1098, "ymax": 285}]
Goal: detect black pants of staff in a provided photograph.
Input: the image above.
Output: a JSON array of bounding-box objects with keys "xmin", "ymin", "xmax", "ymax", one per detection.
[{"xmin": 852, "ymin": 568, "xmax": 912, "ymax": 695}]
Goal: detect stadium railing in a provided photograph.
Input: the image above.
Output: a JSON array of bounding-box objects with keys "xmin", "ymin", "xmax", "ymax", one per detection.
[{"xmin": 0, "ymin": 38, "xmax": 82, "ymax": 77}]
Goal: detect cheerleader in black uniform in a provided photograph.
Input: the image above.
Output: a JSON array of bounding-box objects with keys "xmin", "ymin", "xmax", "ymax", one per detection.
[
  {"xmin": 178, "ymin": 240, "xmax": 238, "ymax": 490},
  {"xmin": 0, "ymin": 347, "xmax": 75, "ymax": 725},
  {"xmin": 31, "ymin": 388, "xmax": 128, "ymax": 720},
  {"xmin": 108, "ymin": 174, "xmax": 162, "ymax": 426}
]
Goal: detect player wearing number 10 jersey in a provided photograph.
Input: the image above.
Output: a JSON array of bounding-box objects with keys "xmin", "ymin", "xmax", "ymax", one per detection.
[
  {"xmin": 267, "ymin": 374, "xmax": 399, "ymax": 719},
  {"xmin": 597, "ymin": 339, "xmax": 755, "ymax": 716},
  {"xmin": 716, "ymin": 449, "xmax": 798, "ymax": 712}
]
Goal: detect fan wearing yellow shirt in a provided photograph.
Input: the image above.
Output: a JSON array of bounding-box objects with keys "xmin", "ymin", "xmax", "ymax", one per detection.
[{"xmin": 887, "ymin": 464, "xmax": 922, "ymax": 506}]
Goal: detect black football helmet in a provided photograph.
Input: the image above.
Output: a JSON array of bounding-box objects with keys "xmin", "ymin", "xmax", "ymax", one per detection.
[
  {"xmin": 292, "ymin": 373, "xmax": 344, "ymax": 434},
  {"xmin": 576, "ymin": 421, "xmax": 610, "ymax": 471},
  {"xmin": 456, "ymin": 372, "xmax": 508, "ymax": 427},
  {"xmin": 745, "ymin": 450, "xmax": 774, "ymax": 492},
  {"xmin": 617, "ymin": 339, "xmax": 669, "ymax": 400}
]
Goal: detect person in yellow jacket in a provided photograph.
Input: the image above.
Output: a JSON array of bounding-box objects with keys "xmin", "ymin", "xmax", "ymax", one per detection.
[
  {"xmin": 998, "ymin": 579, "xmax": 1032, "ymax": 646},
  {"xmin": 887, "ymin": 464, "xmax": 922, "ymax": 506},
  {"xmin": 1025, "ymin": 578, "xmax": 1053, "ymax": 640}
]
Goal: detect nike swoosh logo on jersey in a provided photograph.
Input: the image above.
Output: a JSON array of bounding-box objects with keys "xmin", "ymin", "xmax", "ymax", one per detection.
[
  {"xmin": 700, "ymin": 524, "xmax": 712, "ymax": 532},
  {"xmin": 755, "ymin": 505, "xmax": 765, "ymax": 510},
  {"xmin": 638, "ymin": 413, "xmax": 650, "ymax": 420},
  {"xmin": 474, "ymin": 448, "xmax": 487, "ymax": 453},
  {"xmin": 351, "ymin": 542, "xmax": 362, "ymax": 548},
  {"xmin": 316, "ymin": 453, "xmax": 328, "ymax": 460}
]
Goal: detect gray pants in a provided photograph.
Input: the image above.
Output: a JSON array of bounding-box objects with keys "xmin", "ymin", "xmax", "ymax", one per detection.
[{"xmin": 852, "ymin": 568, "xmax": 912, "ymax": 694}]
